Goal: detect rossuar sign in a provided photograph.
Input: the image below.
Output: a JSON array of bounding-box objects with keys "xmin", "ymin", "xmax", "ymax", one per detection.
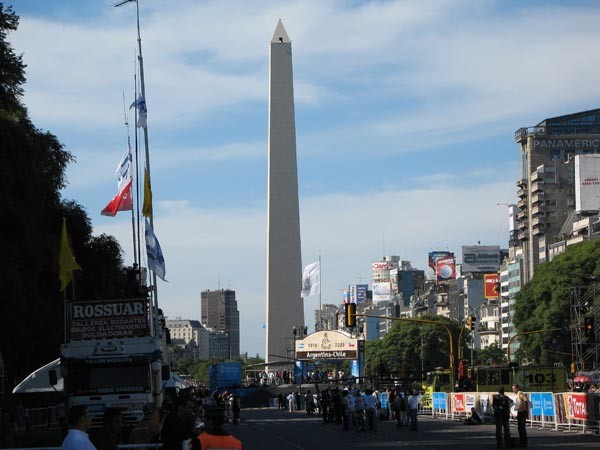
[{"xmin": 69, "ymin": 298, "xmax": 149, "ymax": 340}]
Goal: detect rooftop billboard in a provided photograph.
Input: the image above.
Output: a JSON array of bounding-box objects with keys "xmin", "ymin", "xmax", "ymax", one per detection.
[{"xmin": 575, "ymin": 154, "xmax": 600, "ymax": 213}]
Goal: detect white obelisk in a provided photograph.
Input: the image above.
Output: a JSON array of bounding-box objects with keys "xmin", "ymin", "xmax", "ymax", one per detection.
[{"xmin": 265, "ymin": 20, "xmax": 304, "ymax": 368}]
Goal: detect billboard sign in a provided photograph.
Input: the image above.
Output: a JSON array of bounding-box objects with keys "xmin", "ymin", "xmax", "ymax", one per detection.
[
  {"xmin": 462, "ymin": 245, "xmax": 501, "ymax": 273},
  {"xmin": 484, "ymin": 273, "xmax": 500, "ymax": 299},
  {"xmin": 295, "ymin": 331, "xmax": 358, "ymax": 360},
  {"xmin": 69, "ymin": 298, "xmax": 149, "ymax": 340},
  {"xmin": 428, "ymin": 251, "xmax": 453, "ymax": 271},
  {"xmin": 371, "ymin": 261, "xmax": 398, "ymax": 271},
  {"xmin": 575, "ymin": 154, "xmax": 600, "ymax": 212},
  {"xmin": 372, "ymin": 282, "xmax": 391, "ymax": 302},
  {"xmin": 436, "ymin": 256, "xmax": 456, "ymax": 281}
]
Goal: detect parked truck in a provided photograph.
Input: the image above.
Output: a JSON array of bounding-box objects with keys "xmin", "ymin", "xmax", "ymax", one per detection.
[{"xmin": 54, "ymin": 297, "xmax": 170, "ymax": 427}]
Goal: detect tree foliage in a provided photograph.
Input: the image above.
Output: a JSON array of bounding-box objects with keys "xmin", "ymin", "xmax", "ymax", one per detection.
[
  {"xmin": 513, "ymin": 238, "xmax": 600, "ymax": 365},
  {"xmin": 365, "ymin": 315, "xmax": 468, "ymax": 379},
  {"xmin": 0, "ymin": 4, "xmax": 127, "ymax": 387}
]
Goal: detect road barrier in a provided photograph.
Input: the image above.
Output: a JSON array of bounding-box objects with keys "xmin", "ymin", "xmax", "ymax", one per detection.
[{"xmin": 429, "ymin": 391, "xmax": 600, "ymax": 434}]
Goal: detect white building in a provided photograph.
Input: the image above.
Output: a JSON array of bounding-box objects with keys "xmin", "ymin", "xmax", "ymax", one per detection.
[{"xmin": 166, "ymin": 319, "xmax": 209, "ymax": 360}]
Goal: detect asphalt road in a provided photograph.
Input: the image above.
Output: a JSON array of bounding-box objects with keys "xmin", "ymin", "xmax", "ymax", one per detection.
[{"xmin": 226, "ymin": 408, "xmax": 600, "ymax": 450}]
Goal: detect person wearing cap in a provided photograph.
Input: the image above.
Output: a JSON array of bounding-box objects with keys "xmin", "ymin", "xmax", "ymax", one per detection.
[
  {"xmin": 129, "ymin": 404, "xmax": 161, "ymax": 448},
  {"xmin": 197, "ymin": 405, "xmax": 242, "ymax": 450}
]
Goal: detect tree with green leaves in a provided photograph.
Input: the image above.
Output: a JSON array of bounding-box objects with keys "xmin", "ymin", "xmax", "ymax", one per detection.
[
  {"xmin": 365, "ymin": 315, "xmax": 467, "ymax": 381},
  {"xmin": 0, "ymin": 3, "xmax": 127, "ymax": 388},
  {"xmin": 513, "ymin": 238, "xmax": 600, "ymax": 366}
]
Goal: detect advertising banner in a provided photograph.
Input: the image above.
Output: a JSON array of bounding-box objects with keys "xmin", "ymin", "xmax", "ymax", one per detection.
[
  {"xmin": 373, "ymin": 282, "xmax": 391, "ymax": 302},
  {"xmin": 452, "ymin": 393, "xmax": 466, "ymax": 413},
  {"xmin": 462, "ymin": 245, "xmax": 501, "ymax": 273},
  {"xmin": 390, "ymin": 268, "xmax": 399, "ymax": 294},
  {"xmin": 484, "ymin": 273, "xmax": 500, "ymax": 299},
  {"xmin": 428, "ymin": 251, "xmax": 453, "ymax": 271},
  {"xmin": 210, "ymin": 361, "xmax": 242, "ymax": 392},
  {"xmin": 575, "ymin": 154, "xmax": 600, "ymax": 212},
  {"xmin": 562, "ymin": 393, "xmax": 588, "ymax": 420},
  {"xmin": 295, "ymin": 331, "xmax": 358, "ymax": 360},
  {"xmin": 436, "ymin": 256, "xmax": 456, "ymax": 281},
  {"xmin": 356, "ymin": 284, "xmax": 368, "ymax": 304},
  {"xmin": 433, "ymin": 392, "xmax": 447, "ymax": 410},
  {"xmin": 69, "ymin": 298, "xmax": 149, "ymax": 340}
]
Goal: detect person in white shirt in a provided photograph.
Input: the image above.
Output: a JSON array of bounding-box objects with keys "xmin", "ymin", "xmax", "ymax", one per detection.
[
  {"xmin": 407, "ymin": 391, "xmax": 420, "ymax": 430},
  {"xmin": 61, "ymin": 405, "xmax": 96, "ymax": 450},
  {"xmin": 364, "ymin": 389, "xmax": 379, "ymax": 431}
]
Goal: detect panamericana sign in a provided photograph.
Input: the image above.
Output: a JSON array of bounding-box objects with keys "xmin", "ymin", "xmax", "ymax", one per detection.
[{"xmin": 295, "ymin": 330, "xmax": 358, "ymax": 360}]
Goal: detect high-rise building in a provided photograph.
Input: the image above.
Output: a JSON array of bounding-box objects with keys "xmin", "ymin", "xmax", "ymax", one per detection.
[
  {"xmin": 515, "ymin": 108, "xmax": 600, "ymax": 280},
  {"xmin": 201, "ymin": 289, "xmax": 240, "ymax": 360}
]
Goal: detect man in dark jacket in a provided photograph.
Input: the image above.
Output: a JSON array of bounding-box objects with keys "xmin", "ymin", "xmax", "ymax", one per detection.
[
  {"xmin": 160, "ymin": 397, "xmax": 197, "ymax": 450},
  {"xmin": 492, "ymin": 387, "xmax": 513, "ymax": 448}
]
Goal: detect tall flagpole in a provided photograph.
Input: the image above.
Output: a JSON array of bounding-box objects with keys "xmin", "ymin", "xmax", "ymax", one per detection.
[
  {"xmin": 116, "ymin": 0, "xmax": 158, "ymax": 337},
  {"xmin": 135, "ymin": 0, "xmax": 160, "ymax": 339},
  {"xmin": 319, "ymin": 254, "xmax": 322, "ymax": 331}
]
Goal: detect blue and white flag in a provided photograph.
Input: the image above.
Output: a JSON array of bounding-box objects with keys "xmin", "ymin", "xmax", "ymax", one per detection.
[
  {"xmin": 115, "ymin": 147, "xmax": 132, "ymax": 192},
  {"xmin": 145, "ymin": 219, "xmax": 166, "ymax": 281},
  {"xmin": 129, "ymin": 95, "xmax": 147, "ymax": 128},
  {"xmin": 301, "ymin": 261, "xmax": 320, "ymax": 297}
]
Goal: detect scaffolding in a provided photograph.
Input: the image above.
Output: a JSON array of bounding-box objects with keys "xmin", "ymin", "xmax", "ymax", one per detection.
[{"xmin": 570, "ymin": 286, "xmax": 599, "ymax": 371}]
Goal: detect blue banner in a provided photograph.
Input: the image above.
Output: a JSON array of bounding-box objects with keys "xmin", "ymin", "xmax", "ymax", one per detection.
[
  {"xmin": 351, "ymin": 360, "xmax": 359, "ymax": 378},
  {"xmin": 541, "ymin": 392, "xmax": 554, "ymax": 417},
  {"xmin": 433, "ymin": 392, "xmax": 447, "ymax": 410},
  {"xmin": 356, "ymin": 284, "xmax": 368, "ymax": 304},
  {"xmin": 530, "ymin": 393, "xmax": 543, "ymax": 416}
]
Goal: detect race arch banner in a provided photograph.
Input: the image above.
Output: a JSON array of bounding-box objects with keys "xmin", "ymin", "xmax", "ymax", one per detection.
[{"xmin": 295, "ymin": 330, "xmax": 358, "ymax": 360}]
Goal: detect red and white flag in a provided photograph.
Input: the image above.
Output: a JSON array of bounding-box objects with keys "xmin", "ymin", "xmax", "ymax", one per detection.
[{"xmin": 101, "ymin": 148, "xmax": 133, "ymax": 216}]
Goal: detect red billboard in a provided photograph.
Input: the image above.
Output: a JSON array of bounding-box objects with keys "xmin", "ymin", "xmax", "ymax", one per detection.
[{"xmin": 484, "ymin": 273, "xmax": 500, "ymax": 299}]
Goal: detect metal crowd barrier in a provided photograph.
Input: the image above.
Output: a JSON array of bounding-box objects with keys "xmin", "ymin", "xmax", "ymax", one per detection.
[{"xmin": 429, "ymin": 391, "xmax": 600, "ymax": 434}]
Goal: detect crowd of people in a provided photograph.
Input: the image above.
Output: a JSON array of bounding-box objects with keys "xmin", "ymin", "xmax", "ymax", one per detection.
[
  {"xmin": 57, "ymin": 387, "xmax": 243, "ymax": 450},
  {"xmin": 276, "ymin": 386, "xmax": 422, "ymax": 434},
  {"xmin": 257, "ymin": 369, "xmax": 347, "ymax": 386}
]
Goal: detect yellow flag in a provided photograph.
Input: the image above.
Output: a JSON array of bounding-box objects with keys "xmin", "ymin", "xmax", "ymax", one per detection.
[
  {"xmin": 59, "ymin": 218, "xmax": 81, "ymax": 291},
  {"xmin": 142, "ymin": 168, "xmax": 153, "ymax": 218}
]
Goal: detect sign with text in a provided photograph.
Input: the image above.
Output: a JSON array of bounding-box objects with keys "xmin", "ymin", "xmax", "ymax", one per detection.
[
  {"xmin": 562, "ymin": 393, "xmax": 588, "ymax": 420},
  {"xmin": 484, "ymin": 273, "xmax": 500, "ymax": 299},
  {"xmin": 69, "ymin": 299, "xmax": 149, "ymax": 340},
  {"xmin": 451, "ymin": 393, "xmax": 466, "ymax": 412},
  {"xmin": 295, "ymin": 331, "xmax": 358, "ymax": 360},
  {"xmin": 433, "ymin": 392, "xmax": 447, "ymax": 410}
]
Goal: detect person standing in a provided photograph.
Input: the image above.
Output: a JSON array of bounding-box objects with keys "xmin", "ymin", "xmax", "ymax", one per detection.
[
  {"xmin": 492, "ymin": 387, "xmax": 513, "ymax": 448},
  {"xmin": 61, "ymin": 405, "xmax": 96, "ymax": 450},
  {"xmin": 129, "ymin": 404, "xmax": 161, "ymax": 448},
  {"xmin": 196, "ymin": 405, "xmax": 242, "ymax": 450},
  {"xmin": 513, "ymin": 385, "xmax": 529, "ymax": 447},
  {"xmin": 91, "ymin": 408, "xmax": 123, "ymax": 450},
  {"xmin": 407, "ymin": 391, "xmax": 420, "ymax": 430},
  {"xmin": 160, "ymin": 396, "xmax": 197, "ymax": 450}
]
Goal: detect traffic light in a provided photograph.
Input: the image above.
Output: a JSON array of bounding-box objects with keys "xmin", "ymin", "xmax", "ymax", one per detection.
[
  {"xmin": 466, "ymin": 316, "xmax": 475, "ymax": 331},
  {"xmin": 584, "ymin": 317, "xmax": 594, "ymax": 340},
  {"xmin": 344, "ymin": 303, "xmax": 356, "ymax": 328}
]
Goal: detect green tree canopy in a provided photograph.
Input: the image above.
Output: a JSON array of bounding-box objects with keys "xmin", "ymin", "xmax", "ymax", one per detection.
[
  {"xmin": 0, "ymin": 3, "xmax": 128, "ymax": 387},
  {"xmin": 365, "ymin": 315, "xmax": 467, "ymax": 380},
  {"xmin": 513, "ymin": 238, "xmax": 600, "ymax": 366}
]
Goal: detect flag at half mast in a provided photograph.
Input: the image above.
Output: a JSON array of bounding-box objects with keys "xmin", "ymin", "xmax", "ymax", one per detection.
[
  {"xmin": 301, "ymin": 261, "xmax": 320, "ymax": 297},
  {"xmin": 101, "ymin": 147, "xmax": 133, "ymax": 216},
  {"xmin": 59, "ymin": 218, "xmax": 81, "ymax": 291}
]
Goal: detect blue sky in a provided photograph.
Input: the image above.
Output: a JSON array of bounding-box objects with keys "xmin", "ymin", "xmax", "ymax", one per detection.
[{"xmin": 8, "ymin": 0, "xmax": 600, "ymax": 357}]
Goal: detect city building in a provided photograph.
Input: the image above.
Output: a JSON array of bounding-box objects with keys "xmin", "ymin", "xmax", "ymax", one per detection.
[
  {"xmin": 165, "ymin": 319, "xmax": 209, "ymax": 360},
  {"xmin": 201, "ymin": 289, "xmax": 240, "ymax": 360},
  {"xmin": 207, "ymin": 329, "xmax": 229, "ymax": 360},
  {"xmin": 515, "ymin": 108, "xmax": 600, "ymax": 281}
]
